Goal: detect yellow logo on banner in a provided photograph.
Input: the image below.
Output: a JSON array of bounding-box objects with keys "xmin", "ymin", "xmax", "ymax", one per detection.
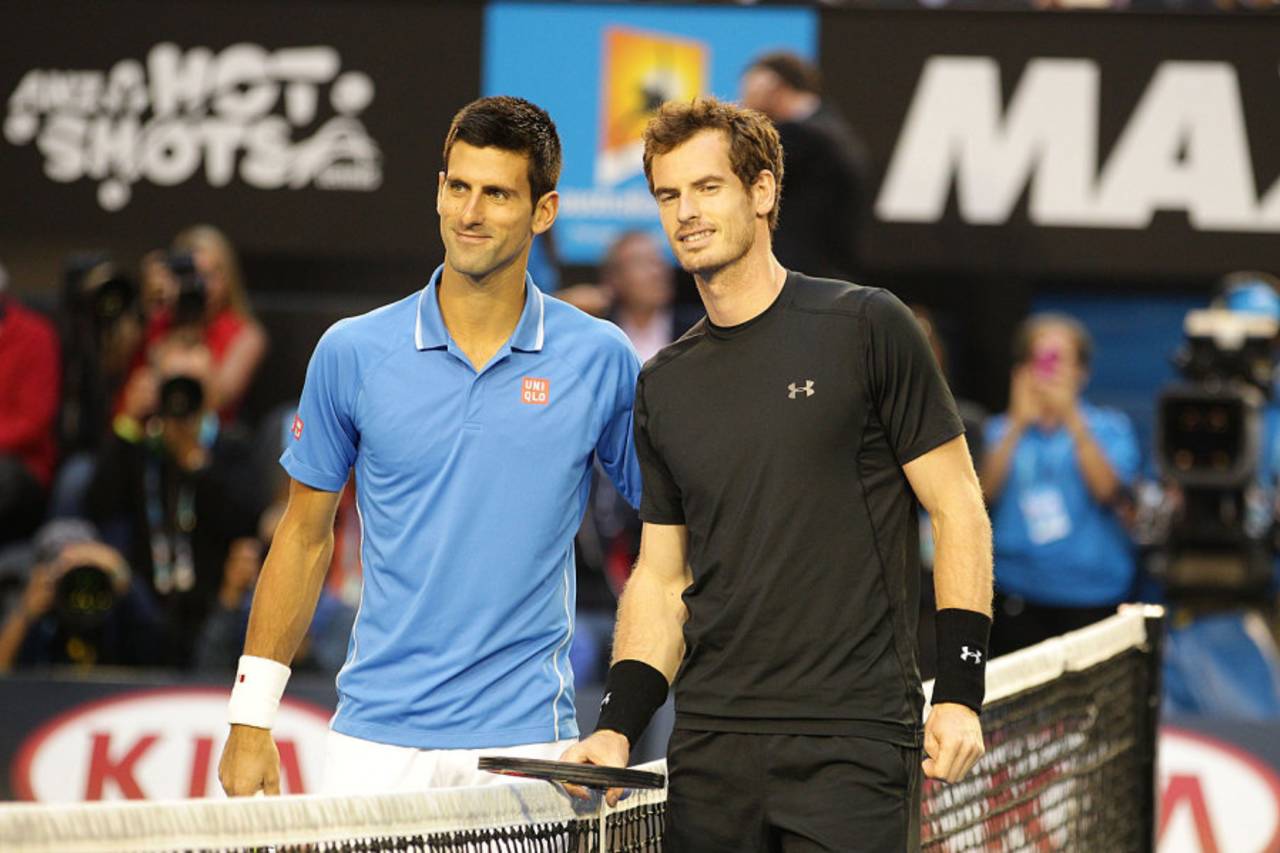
[{"xmin": 597, "ymin": 27, "xmax": 707, "ymax": 186}]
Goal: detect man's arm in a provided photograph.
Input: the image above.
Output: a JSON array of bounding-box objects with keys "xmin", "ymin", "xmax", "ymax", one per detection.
[
  {"xmin": 904, "ymin": 435, "xmax": 993, "ymax": 783},
  {"xmin": 611, "ymin": 523, "xmax": 691, "ymax": 679},
  {"xmin": 218, "ymin": 478, "xmax": 342, "ymax": 796},
  {"xmin": 560, "ymin": 522, "xmax": 691, "ymax": 802}
]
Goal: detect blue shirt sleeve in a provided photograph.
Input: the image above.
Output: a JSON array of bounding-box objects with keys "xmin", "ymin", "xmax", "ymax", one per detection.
[
  {"xmin": 280, "ymin": 322, "xmax": 361, "ymax": 492},
  {"xmin": 594, "ymin": 333, "xmax": 643, "ymax": 510}
]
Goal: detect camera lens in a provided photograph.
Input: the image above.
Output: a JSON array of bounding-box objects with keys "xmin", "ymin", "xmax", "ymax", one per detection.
[
  {"xmin": 160, "ymin": 375, "xmax": 205, "ymax": 419},
  {"xmin": 54, "ymin": 564, "xmax": 118, "ymax": 633}
]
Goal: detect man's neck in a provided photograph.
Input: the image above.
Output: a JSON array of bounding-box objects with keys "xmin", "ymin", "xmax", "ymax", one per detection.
[
  {"xmin": 694, "ymin": 243, "xmax": 786, "ymax": 328},
  {"xmin": 438, "ymin": 259, "xmax": 528, "ymax": 370}
]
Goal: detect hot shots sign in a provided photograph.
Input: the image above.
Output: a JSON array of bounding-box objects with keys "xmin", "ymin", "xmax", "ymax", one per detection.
[{"xmin": 3, "ymin": 42, "xmax": 383, "ymax": 211}]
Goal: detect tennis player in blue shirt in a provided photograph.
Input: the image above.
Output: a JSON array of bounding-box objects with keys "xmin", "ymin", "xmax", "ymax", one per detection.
[{"xmin": 218, "ymin": 96, "xmax": 642, "ymax": 795}]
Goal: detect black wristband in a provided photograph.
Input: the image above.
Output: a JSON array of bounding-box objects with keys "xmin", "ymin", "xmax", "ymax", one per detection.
[
  {"xmin": 595, "ymin": 659, "xmax": 669, "ymax": 746},
  {"xmin": 932, "ymin": 608, "xmax": 992, "ymax": 714}
]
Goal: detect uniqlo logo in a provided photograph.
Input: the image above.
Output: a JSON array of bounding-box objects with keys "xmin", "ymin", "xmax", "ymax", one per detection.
[
  {"xmin": 291, "ymin": 414, "xmax": 304, "ymax": 440},
  {"xmin": 521, "ymin": 377, "xmax": 550, "ymax": 405}
]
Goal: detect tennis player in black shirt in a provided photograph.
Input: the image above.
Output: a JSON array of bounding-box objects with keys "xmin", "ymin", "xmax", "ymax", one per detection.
[{"xmin": 562, "ymin": 97, "xmax": 993, "ymax": 851}]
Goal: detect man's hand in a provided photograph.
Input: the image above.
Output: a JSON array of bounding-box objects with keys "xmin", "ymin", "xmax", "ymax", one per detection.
[
  {"xmin": 218, "ymin": 724, "xmax": 281, "ymax": 796},
  {"xmin": 559, "ymin": 729, "xmax": 630, "ymax": 805},
  {"xmin": 922, "ymin": 702, "xmax": 984, "ymax": 783}
]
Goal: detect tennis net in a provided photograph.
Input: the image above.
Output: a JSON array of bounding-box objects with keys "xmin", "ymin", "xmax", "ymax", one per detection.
[{"xmin": 0, "ymin": 606, "xmax": 1160, "ymax": 853}]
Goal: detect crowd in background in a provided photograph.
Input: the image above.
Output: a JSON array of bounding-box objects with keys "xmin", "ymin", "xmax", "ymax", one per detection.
[
  {"xmin": 2, "ymin": 52, "xmax": 1279, "ymax": 723},
  {"xmin": 0, "ymin": 224, "xmax": 358, "ymax": 675}
]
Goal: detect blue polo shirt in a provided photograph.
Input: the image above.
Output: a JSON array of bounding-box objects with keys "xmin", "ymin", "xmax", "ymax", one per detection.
[
  {"xmin": 986, "ymin": 403, "xmax": 1140, "ymax": 607},
  {"xmin": 281, "ymin": 267, "xmax": 641, "ymax": 749}
]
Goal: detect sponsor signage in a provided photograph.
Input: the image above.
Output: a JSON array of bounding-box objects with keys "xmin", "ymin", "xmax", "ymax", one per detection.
[
  {"xmin": 5, "ymin": 42, "xmax": 382, "ymax": 213},
  {"xmin": 483, "ymin": 2, "xmax": 817, "ymax": 265},
  {"xmin": 10, "ymin": 686, "xmax": 331, "ymax": 802},
  {"xmin": 821, "ymin": 11, "xmax": 1280, "ymax": 278},
  {"xmin": 1158, "ymin": 725, "xmax": 1280, "ymax": 853},
  {"xmin": 0, "ymin": 0, "xmax": 482, "ymax": 258}
]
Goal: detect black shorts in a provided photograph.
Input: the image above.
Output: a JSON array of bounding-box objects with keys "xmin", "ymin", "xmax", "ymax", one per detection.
[{"xmin": 664, "ymin": 729, "xmax": 922, "ymax": 852}]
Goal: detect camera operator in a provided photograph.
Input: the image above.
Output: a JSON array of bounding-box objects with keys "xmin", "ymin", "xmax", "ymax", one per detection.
[
  {"xmin": 122, "ymin": 225, "xmax": 267, "ymax": 428},
  {"xmin": 0, "ymin": 260, "xmax": 61, "ymax": 545},
  {"xmin": 86, "ymin": 335, "xmax": 265, "ymax": 668},
  {"xmin": 0, "ymin": 519, "xmax": 161, "ymax": 670},
  {"xmin": 980, "ymin": 313, "xmax": 1140, "ymax": 655},
  {"xmin": 52, "ymin": 255, "xmax": 145, "ymax": 519}
]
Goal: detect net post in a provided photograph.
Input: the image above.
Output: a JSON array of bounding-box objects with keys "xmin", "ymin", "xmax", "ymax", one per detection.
[{"xmin": 1124, "ymin": 603, "xmax": 1166, "ymax": 853}]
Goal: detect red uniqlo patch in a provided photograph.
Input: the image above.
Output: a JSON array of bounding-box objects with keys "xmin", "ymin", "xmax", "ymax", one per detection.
[
  {"xmin": 521, "ymin": 377, "xmax": 550, "ymax": 405},
  {"xmin": 291, "ymin": 414, "xmax": 304, "ymax": 440},
  {"xmin": 239, "ymin": 674, "xmax": 246, "ymax": 683}
]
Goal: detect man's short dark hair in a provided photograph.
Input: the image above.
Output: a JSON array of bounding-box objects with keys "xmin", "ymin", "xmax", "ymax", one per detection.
[
  {"xmin": 748, "ymin": 51, "xmax": 821, "ymax": 95},
  {"xmin": 1012, "ymin": 313, "xmax": 1094, "ymax": 370},
  {"xmin": 442, "ymin": 96, "xmax": 562, "ymax": 206}
]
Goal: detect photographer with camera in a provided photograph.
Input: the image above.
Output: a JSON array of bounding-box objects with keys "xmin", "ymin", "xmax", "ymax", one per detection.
[
  {"xmin": 0, "ymin": 260, "xmax": 61, "ymax": 546},
  {"xmin": 127, "ymin": 225, "xmax": 268, "ymax": 426},
  {"xmin": 86, "ymin": 334, "xmax": 265, "ymax": 669},
  {"xmin": 0, "ymin": 519, "xmax": 161, "ymax": 670},
  {"xmin": 980, "ymin": 313, "xmax": 1140, "ymax": 656}
]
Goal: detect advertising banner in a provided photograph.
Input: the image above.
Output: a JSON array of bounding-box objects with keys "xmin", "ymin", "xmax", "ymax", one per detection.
[
  {"xmin": 822, "ymin": 10, "xmax": 1280, "ymax": 279},
  {"xmin": 0, "ymin": 674, "xmax": 337, "ymax": 801},
  {"xmin": 0, "ymin": 0, "xmax": 482, "ymax": 258},
  {"xmin": 483, "ymin": 2, "xmax": 817, "ymax": 265}
]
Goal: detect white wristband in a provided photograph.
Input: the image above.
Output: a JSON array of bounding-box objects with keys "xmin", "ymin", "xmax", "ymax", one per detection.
[{"xmin": 228, "ymin": 655, "xmax": 291, "ymax": 729}]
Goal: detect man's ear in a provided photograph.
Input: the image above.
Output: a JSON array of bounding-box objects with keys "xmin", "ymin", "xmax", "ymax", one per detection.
[
  {"xmin": 753, "ymin": 169, "xmax": 778, "ymax": 219},
  {"xmin": 532, "ymin": 190, "xmax": 560, "ymax": 235}
]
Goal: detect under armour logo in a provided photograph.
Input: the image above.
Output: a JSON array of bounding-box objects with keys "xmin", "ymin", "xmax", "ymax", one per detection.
[
  {"xmin": 960, "ymin": 647, "xmax": 983, "ymax": 664},
  {"xmin": 601, "ymin": 692, "xmax": 612, "ymax": 708},
  {"xmin": 788, "ymin": 380, "xmax": 815, "ymax": 399}
]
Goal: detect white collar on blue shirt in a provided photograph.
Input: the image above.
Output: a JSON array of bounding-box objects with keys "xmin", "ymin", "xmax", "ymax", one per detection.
[{"xmin": 413, "ymin": 264, "xmax": 546, "ymax": 354}]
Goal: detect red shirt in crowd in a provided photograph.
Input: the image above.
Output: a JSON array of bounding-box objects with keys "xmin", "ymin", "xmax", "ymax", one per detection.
[
  {"xmin": 120, "ymin": 306, "xmax": 251, "ymax": 423},
  {"xmin": 0, "ymin": 298, "xmax": 61, "ymax": 487}
]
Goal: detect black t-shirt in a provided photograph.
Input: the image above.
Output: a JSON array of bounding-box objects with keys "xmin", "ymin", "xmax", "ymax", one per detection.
[{"xmin": 635, "ymin": 272, "xmax": 964, "ymax": 745}]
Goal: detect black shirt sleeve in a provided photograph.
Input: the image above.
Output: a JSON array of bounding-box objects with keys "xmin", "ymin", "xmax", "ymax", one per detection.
[
  {"xmin": 635, "ymin": 373, "xmax": 685, "ymax": 525},
  {"xmin": 864, "ymin": 289, "xmax": 965, "ymax": 465}
]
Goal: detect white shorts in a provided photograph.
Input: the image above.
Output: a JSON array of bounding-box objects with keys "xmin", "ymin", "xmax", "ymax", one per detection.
[{"xmin": 319, "ymin": 729, "xmax": 578, "ymax": 795}]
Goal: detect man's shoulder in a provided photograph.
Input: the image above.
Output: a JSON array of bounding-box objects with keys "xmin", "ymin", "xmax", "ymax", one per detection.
[
  {"xmin": 786, "ymin": 272, "xmax": 882, "ymax": 319},
  {"xmin": 545, "ymin": 294, "xmax": 631, "ymax": 350},
  {"xmin": 638, "ymin": 318, "xmax": 709, "ymax": 386},
  {"xmin": 543, "ymin": 296, "xmax": 640, "ymax": 379},
  {"xmin": 317, "ymin": 292, "xmax": 417, "ymax": 356}
]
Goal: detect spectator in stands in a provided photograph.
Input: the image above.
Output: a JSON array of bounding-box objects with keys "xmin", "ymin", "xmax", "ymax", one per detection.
[
  {"xmin": 0, "ymin": 519, "xmax": 162, "ymax": 670},
  {"xmin": 57, "ymin": 256, "xmax": 142, "ymax": 459},
  {"xmin": 741, "ymin": 51, "xmax": 870, "ymax": 280},
  {"xmin": 0, "ymin": 261, "xmax": 61, "ymax": 545},
  {"xmin": 130, "ymin": 225, "xmax": 268, "ymax": 424},
  {"xmin": 602, "ymin": 231, "xmax": 702, "ymax": 363},
  {"xmin": 195, "ymin": 511, "xmax": 355, "ymax": 676},
  {"xmin": 85, "ymin": 335, "xmax": 265, "ymax": 668},
  {"xmin": 981, "ymin": 314, "xmax": 1139, "ymax": 655}
]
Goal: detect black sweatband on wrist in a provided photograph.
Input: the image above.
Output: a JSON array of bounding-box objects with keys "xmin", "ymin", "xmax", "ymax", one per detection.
[
  {"xmin": 595, "ymin": 659, "xmax": 669, "ymax": 746},
  {"xmin": 932, "ymin": 608, "xmax": 992, "ymax": 714}
]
